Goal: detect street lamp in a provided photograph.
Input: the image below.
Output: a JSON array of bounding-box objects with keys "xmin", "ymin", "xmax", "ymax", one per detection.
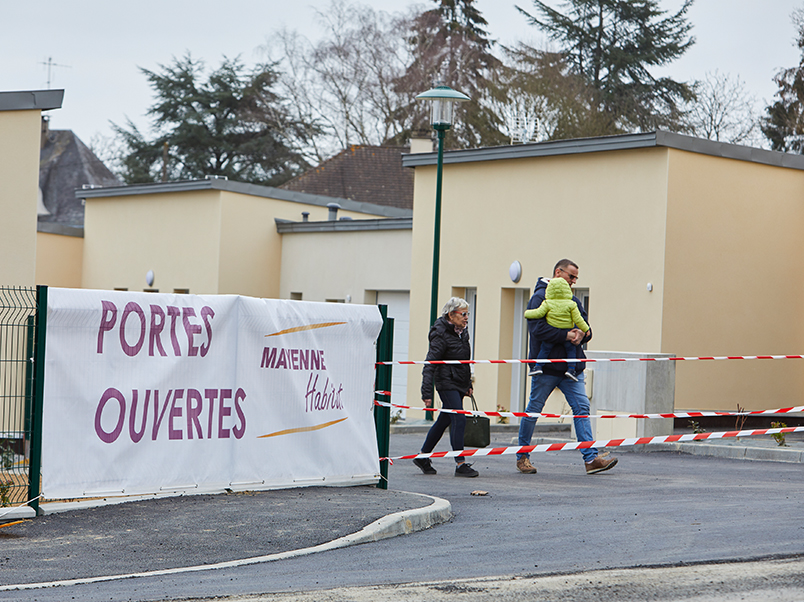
[
  {"xmin": 416, "ymin": 84, "xmax": 469, "ymax": 422},
  {"xmin": 415, "ymin": 85, "xmax": 470, "ymax": 328}
]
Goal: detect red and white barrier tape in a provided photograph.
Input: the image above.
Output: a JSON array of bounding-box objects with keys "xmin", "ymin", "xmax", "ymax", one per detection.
[
  {"xmin": 372, "ymin": 398, "xmax": 804, "ymax": 420},
  {"xmin": 380, "ymin": 426, "xmax": 804, "ymax": 463},
  {"xmin": 377, "ymin": 354, "xmax": 804, "ymax": 366}
]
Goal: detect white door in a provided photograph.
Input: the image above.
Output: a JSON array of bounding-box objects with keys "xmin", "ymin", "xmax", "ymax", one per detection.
[
  {"xmin": 376, "ymin": 291, "xmax": 410, "ymax": 418},
  {"xmin": 464, "ymin": 287, "xmax": 477, "ymax": 360},
  {"xmin": 511, "ymin": 288, "xmax": 529, "ymax": 412}
]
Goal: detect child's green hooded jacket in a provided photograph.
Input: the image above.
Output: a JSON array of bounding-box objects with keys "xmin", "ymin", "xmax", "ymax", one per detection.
[{"xmin": 523, "ymin": 277, "xmax": 589, "ymax": 332}]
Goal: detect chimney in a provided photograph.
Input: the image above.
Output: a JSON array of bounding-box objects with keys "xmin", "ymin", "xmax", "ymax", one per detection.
[
  {"xmin": 327, "ymin": 202, "xmax": 341, "ymax": 221},
  {"xmin": 409, "ymin": 128, "xmax": 434, "ymax": 153},
  {"xmin": 301, "ymin": 211, "xmax": 310, "ymax": 222}
]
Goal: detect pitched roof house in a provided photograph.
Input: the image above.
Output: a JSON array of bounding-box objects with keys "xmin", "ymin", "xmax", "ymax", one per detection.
[
  {"xmin": 38, "ymin": 117, "xmax": 121, "ymax": 230},
  {"xmin": 280, "ymin": 145, "xmax": 414, "ymax": 210}
]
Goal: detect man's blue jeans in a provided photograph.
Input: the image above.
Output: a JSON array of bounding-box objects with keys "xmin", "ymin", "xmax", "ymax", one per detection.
[{"xmin": 517, "ymin": 371, "xmax": 598, "ymax": 464}]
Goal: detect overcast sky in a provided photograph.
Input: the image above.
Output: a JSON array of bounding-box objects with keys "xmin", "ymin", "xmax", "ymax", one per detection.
[{"xmin": 4, "ymin": 0, "xmax": 803, "ymax": 148}]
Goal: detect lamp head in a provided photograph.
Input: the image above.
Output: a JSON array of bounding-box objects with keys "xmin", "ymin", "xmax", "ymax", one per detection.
[{"xmin": 415, "ymin": 85, "xmax": 470, "ymax": 128}]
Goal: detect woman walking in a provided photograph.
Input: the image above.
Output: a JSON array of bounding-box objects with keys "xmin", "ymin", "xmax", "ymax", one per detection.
[{"xmin": 414, "ymin": 297, "xmax": 478, "ymax": 477}]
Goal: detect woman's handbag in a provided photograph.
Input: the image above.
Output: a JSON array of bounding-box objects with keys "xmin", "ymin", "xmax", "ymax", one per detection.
[{"xmin": 463, "ymin": 394, "xmax": 490, "ymax": 448}]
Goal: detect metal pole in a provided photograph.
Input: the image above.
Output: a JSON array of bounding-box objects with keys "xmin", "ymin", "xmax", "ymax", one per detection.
[
  {"xmin": 426, "ymin": 125, "xmax": 448, "ymax": 422},
  {"xmin": 24, "ymin": 315, "xmax": 35, "ymax": 443},
  {"xmin": 28, "ymin": 285, "xmax": 47, "ymax": 515},
  {"xmin": 374, "ymin": 306, "xmax": 394, "ymax": 489},
  {"xmin": 429, "ymin": 126, "xmax": 448, "ymax": 327}
]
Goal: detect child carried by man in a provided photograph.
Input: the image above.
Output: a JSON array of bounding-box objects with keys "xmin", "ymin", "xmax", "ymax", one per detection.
[{"xmin": 524, "ymin": 277, "xmax": 589, "ymax": 381}]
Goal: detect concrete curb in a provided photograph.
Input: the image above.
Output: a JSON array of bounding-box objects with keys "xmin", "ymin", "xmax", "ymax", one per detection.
[
  {"xmin": 335, "ymin": 492, "xmax": 452, "ymax": 543},
  {"xmin": 0, "ymin": 493, "xmax": 452, "ymax": 592},
  {"xmin": 0, "ymin": 504, "xmax": 36, "ymax": 521},
  {"xmin": 645, "ymin": 441, "xmax": 804, "ymax": 463}
]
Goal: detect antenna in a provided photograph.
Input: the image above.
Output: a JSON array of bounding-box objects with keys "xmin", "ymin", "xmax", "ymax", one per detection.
[
  {"xmin": 40, "ymin": 56, "xmax": 71, "ymax": 89},
  {"xmin": 503, "ymin": 97, "xmax": 538, "ymax": 145}
]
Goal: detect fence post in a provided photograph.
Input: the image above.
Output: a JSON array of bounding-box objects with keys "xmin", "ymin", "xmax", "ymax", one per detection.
[
  {"xmin": 374, "ymin": 305, "xmax": 393, "ymax": 490},
  {"xmin": 27, "ymin": 285, "xmax": 47, "ymax": 515},
  {"xmin": 24, "ymin": 315, "xmax": 34, "ymax": 446}
]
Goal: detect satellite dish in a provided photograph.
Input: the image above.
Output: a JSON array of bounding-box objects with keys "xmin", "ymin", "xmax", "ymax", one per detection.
[{"xmin": 146, "ymin": 270, "xmax": 155, "ymax": 287}]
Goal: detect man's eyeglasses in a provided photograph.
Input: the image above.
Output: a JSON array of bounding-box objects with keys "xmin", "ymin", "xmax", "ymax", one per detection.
[
  {"xmin": 454, "ymin": 311, "xmax": 469, "ymax": 317},
  {"xmin": 559, "ymin": 268, "xmax": 578, "ymax": 281}
]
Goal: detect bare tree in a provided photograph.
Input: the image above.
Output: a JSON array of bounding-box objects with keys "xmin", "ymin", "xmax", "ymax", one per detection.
[
  {"xmin": 89, "ymin": 132, "xmax": 125, "ymax": 177},
  {"xmin": 686, "ymin": 70, "xmax": 761, "ymax": 145},
  {"xmin": 267, "ymin": 0, "xmax": 414, "ymax": 161}
]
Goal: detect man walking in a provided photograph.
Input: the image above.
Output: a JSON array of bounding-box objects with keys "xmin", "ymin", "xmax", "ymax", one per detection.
[{"xmin": 516, "ymin": 259, "xmax": 618, "ymax": 475}]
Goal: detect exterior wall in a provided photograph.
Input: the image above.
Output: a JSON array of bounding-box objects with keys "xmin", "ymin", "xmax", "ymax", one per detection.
[
  {"xmin": 278, "ymin": 228, "xmax": 411, "ymax": 301},
  {"xmin": 217, "ymin": 191, "xmax": 375, "ymax": 298},
  {"xmin": 82, "ymin": 190, "xmax": 223, "ymax": 293},
  {"xmin": 82, "ymin": 187, "xmax": 389, "ymax": 296},
  {"xmin": 35, "ymin": 231, "xmax": 83, "ymax": 287},
  {"xmin": 408, "ymin": 148, "xmax": 670, "ymax": 414},
  {"xmin": 0, "ymin": 111, "xmax": 41, "ymax": 286},
  {"xmin": 663, "ymin": 149, "xmax": 804, "ymax": 410}
]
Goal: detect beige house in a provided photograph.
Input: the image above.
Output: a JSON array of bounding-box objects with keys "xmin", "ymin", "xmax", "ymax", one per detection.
[
  {"xmin": 76, "ymin": 179, "xmax": 410, "ymax": 298},
  {"xmin": 0, "ymin": 90, "xmax": 63, "ymax": 286},
  {"xmin": 402, "ymin": 131, "xmax": 804, "ymax": 413}
]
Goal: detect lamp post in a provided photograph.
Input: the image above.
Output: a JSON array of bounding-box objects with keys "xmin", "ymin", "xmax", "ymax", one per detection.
[
  {"xmin": 415, "ymin": 85, "xmax": 470, "ymax": 327},
  {"xmin": 416, "ymin": 84, "xmax": 470, "ymax": 421}
]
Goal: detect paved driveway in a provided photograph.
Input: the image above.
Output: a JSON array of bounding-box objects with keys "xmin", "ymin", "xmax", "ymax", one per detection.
[{"xmin": 0, "ymin": 431, "xmax": 801, "ymax": 601}]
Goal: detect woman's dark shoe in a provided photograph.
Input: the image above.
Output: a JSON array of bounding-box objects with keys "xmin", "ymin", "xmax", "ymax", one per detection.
[
  {"xmin": 413, "ymin": 457, "xmax": 437, "ymax": 475},
  {"xmin": 454, "ymin": 462, "xmax": 479, "ymax": 477}
]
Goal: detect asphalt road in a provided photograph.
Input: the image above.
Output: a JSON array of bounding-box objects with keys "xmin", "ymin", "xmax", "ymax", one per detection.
[
  {"xmin": 218, "ymin": 557, "xmax": 804, "ymax": 602},
  {"xmin": 1, "ymin": 430, "xmax": 802, "ymax": 601}
]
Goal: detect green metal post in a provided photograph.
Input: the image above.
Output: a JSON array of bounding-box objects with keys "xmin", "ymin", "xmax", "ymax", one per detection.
[
  {"xmin": 28, "ymin": 285, "xmax": 47, "ymax": 514},
  {"xmin": 427, "ymin": 124, "xmax": 449, "ymax": 421},
  {"xmin": 429, "ymin": 125, "xmax": 448, "ymax": 327},
  {"xmin": 24, "ymin": 315, "xmax": 35, "ymax": 438},
  {"xmin": 374, "ymin": 305, "xmax": 394, "ymax": 489}
]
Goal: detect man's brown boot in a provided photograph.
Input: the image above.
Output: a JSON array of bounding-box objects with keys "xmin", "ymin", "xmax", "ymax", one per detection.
[{"xmin": 516, "ymin": 457, "xmax": 538, "ymax": 474}]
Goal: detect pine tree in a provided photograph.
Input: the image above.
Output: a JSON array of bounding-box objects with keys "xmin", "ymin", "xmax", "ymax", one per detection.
[
  {"xmin": 517, "ymin": 0, "xmax": 696, "ymax": 134},
  {"xmin": 113, "ymin": 54, "xmax": 313, "ymax": 185},
  {"xmin": 762, "ymin": 10, "xmax": 804, "ymax": 152},
  {"xmin": 497, "ymin": 44, "xmax": 615, "ymax": 142},
  {"xmin": 393, "ymin": 0, "xmax": 508, "ymax": 148}
]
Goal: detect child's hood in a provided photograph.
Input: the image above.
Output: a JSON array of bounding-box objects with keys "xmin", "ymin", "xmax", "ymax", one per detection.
[{"xmin": 546, "ymin": 277, "xmax": 573, "ymax": 300}]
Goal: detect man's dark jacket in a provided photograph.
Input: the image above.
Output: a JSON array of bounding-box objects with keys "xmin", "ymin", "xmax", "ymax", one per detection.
[
  {"xmin": 421, "ymin": 316, "xmax": 472, "ymax": 399},
  {"xmin": 527, "ymin": 277, "xmax": 592, "ymax": 377}
]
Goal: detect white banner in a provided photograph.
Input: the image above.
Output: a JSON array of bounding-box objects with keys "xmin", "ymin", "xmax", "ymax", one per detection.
[{"xmin": 41, "ymin": 288, "xmax": 383, "ymax": 499}]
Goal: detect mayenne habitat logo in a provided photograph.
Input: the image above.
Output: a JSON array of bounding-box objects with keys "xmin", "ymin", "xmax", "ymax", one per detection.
[{"xmin": 258, "ymin": 321, "xmax": 349, "ymax": 438}]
